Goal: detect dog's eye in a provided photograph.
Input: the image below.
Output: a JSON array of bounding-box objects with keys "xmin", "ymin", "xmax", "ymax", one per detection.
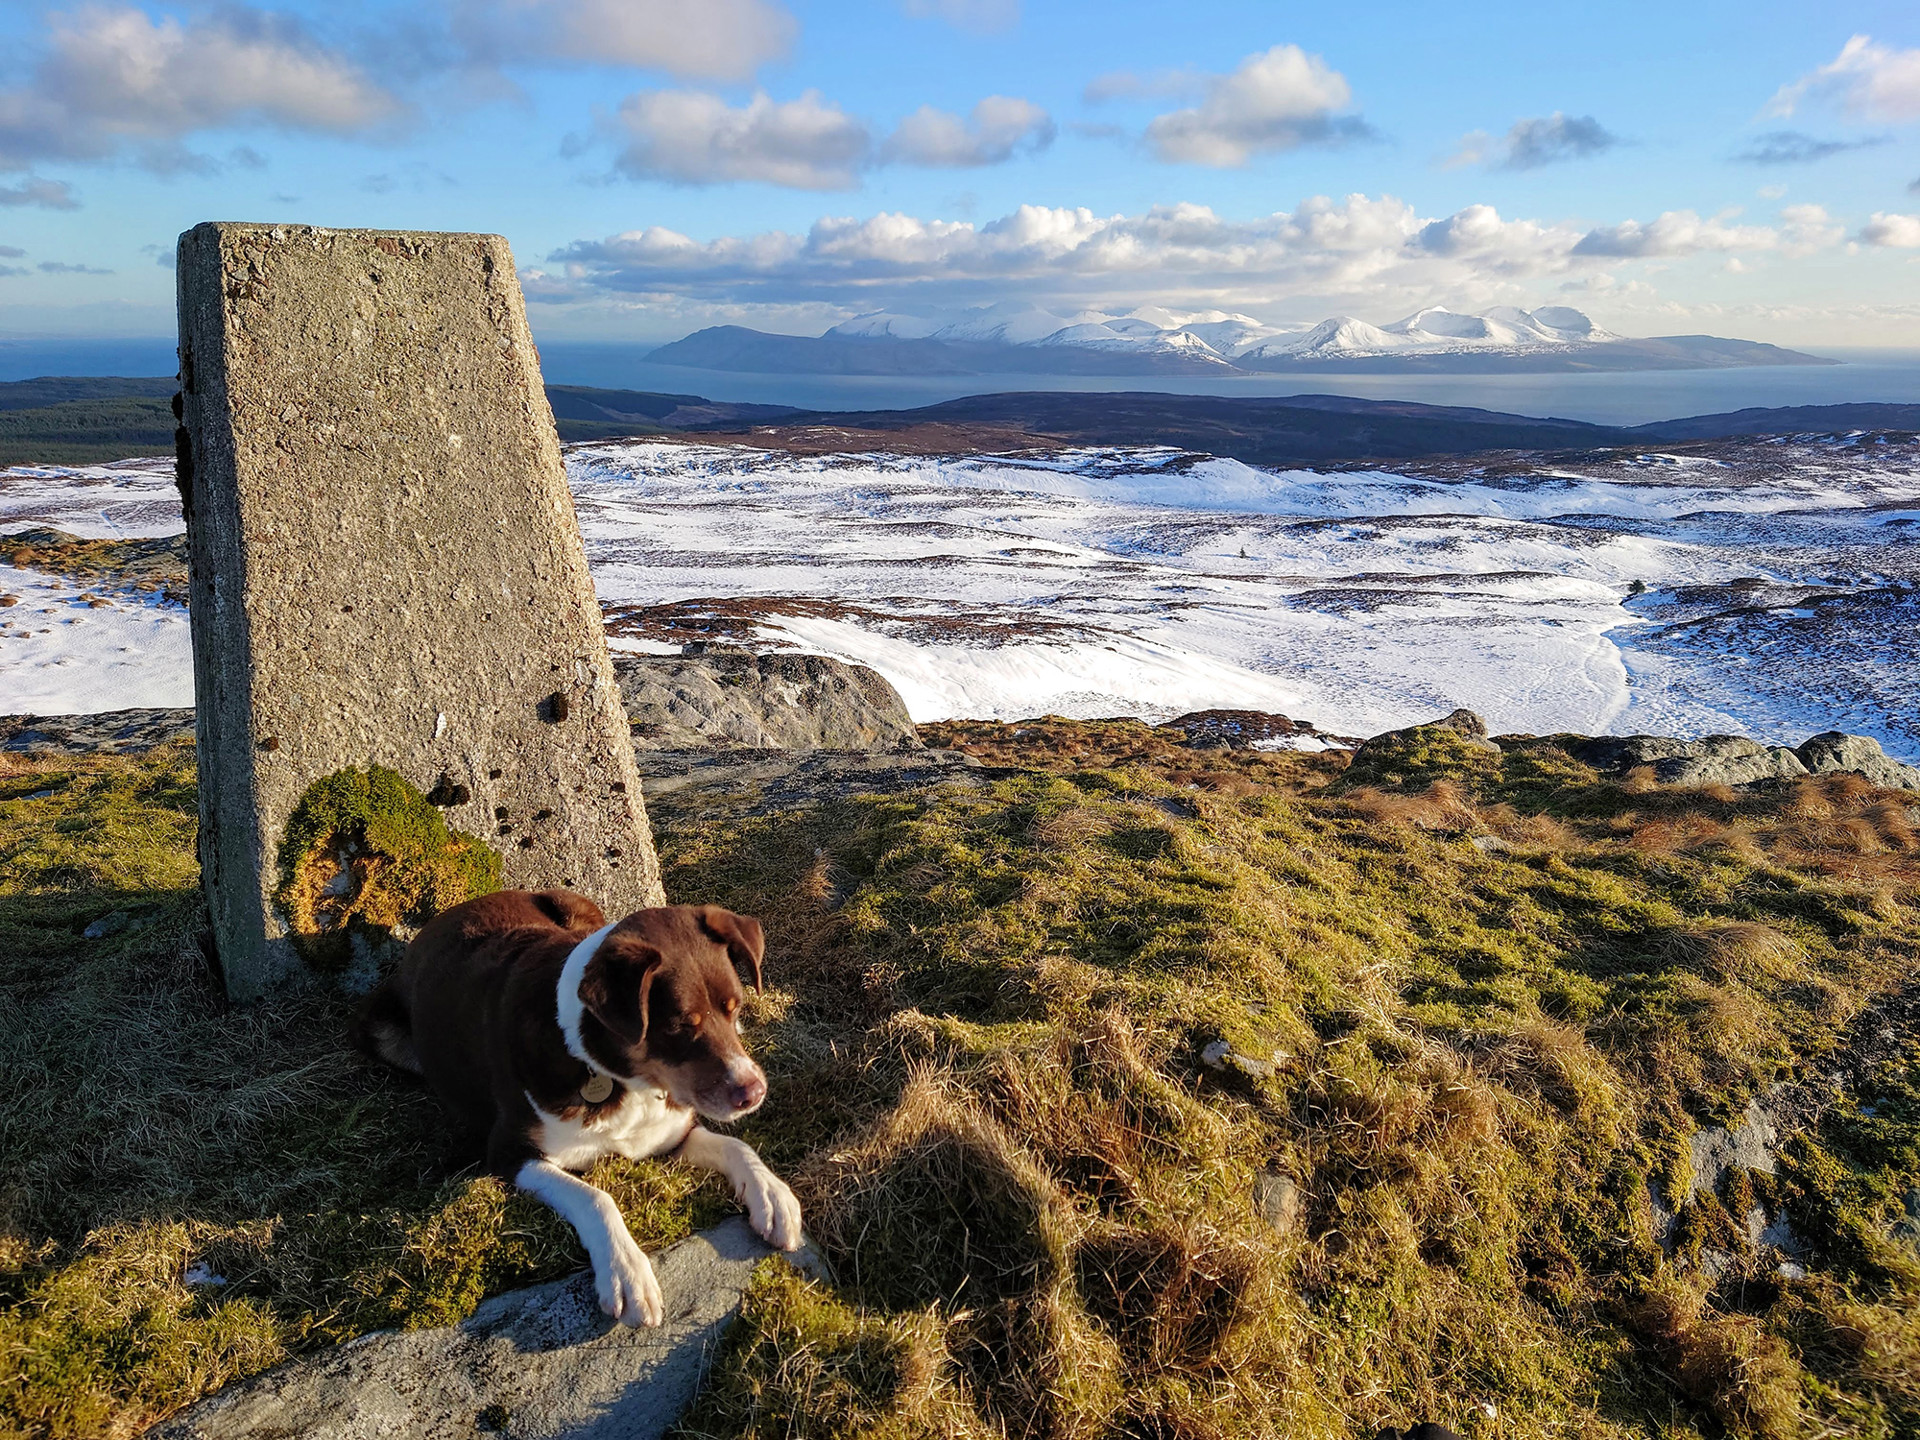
[
  {"xmin": 686, "ymin": 1012, "xmax": 705, "ymax": 1029},
  {"xmin": 726, "ymin": 998, "xmax": 739, "ymax": 1017}
]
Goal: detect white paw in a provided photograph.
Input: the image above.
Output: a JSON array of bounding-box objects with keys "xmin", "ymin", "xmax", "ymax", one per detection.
[
  {"xmin": 597, "ymin": 1230, "xmax": 663, "ymax": 1327},
  {"xmin": 739, "ymin": 1167, "xmax": 804, "ymax": 1251}
]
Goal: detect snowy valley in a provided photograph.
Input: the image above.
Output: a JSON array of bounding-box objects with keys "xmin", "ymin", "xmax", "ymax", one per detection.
[{"xmin": 3, "ymin": 429, "xmax": 1916, "ymax": 762}]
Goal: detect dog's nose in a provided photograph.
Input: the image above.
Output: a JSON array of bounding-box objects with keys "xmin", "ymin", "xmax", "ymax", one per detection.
[{"xmin": 727, "ymin": 1069, "xmax": 767, "ymax": 1113}]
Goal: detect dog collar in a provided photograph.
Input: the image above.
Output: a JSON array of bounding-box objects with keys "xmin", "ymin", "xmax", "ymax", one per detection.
[{"xmin": 556, "ymin": 921, "xmax": 619, "ymax": 1077}]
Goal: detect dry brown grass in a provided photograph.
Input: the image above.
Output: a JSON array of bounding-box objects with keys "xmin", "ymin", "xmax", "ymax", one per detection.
[{"xmin": 1338, "ymin": 780, "xmax": 1480, "ymax": 833}]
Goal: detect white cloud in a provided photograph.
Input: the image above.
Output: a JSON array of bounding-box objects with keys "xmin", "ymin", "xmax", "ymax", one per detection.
[
  {"xmin": 0, "ymin": 175, "xmax": 79, "ymax": 208},
  {"xmin": 1779, "ymin": 203, "xmax": 1843, "ymax": 255},
  {"xmin": 1142, "ymin": 46, "xmax": 1367, "ymax": 166},
  {"xmin": 1572, "ymin": 210, "xmax": 1781, "ymax": 258},
  {"xmin": 540, "ymin": 194, "xmax": 1815, "ymax": 323},
  {"xmin": 1860, "ymin": 212, "xmax": 1920, "ymax": 247},
  {"xmin": 455, "ymin": 0, "xmax": 795, "ymax": 80},
  {"xmin": 610, "ymin": 89, "xmax": 871, "ymax": 188},
  {"xmin": 901, "ymin": 0, "xmax": 1018, "ymax": 35},
  {"xmin": 1447, "ymin": 113, "xmax": 1619, "ymax": 170},
  {"xmin": 0, "ymin": 5, "xmax": 400, "ymax": 173},
  {"xmin": 1767, "ymin": 35, "xmax": 1920, "ymax": 122},
  {"xmin": 606, "ymin": 88, "xmax": 1055, "ymax": 186},
  {"xmin": 883, "ymin": 96, "xmax": 1053, "ymax": 166}
]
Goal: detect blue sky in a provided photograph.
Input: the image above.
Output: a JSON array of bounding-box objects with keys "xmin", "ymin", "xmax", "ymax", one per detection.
[{"xmin": 1, "ymin": 0, "xmax": 1916, "ymax": 346}]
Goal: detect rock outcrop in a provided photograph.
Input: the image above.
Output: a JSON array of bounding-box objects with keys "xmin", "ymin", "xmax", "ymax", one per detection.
[
  {"xmin": 615, "ymin": 651, "xmax": 917, "ymax": 752},
  {"xmin": 1566, "ymin": 734, "xmax": 1811, "ymax": 787},
  {"xmin": 1568, "ymin": 731, "xmax": 1920, "ymax": 790},
  {"xmin": 149, "ymin": 1218, "xmax": 821, "ymax": 1440},
  {"xmin": 1, "ymin": 651, "xmax": 920, "ymax": 759},
  {"xmin": 1156, "ymin": 708, "xmax": 1360, "ymax": 750},
  {"xmin": 1796, "ymin": 731, "xmax": 1920, "ymax": 791}
]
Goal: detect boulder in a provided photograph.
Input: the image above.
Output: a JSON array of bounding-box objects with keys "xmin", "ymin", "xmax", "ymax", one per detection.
[
  {"xmin": 1157, "ymin": 709, "xmax": 1359, "ymax": 751},
  {"xmin": 149, "ymin": 1217, "xmax": 819, "ymax": 1440},
  {"xmin": 1567, "ymin": 734, "xmax": 1808, "ymax": 787},
  {"xmin": 1571, "ymin": 730, "xmax": 1920, "ymax": 790},
  {"xmin": 1796, "ymin": 731, "xmax": 1920, "ymax": 792},
  {"xmin": 616, "ymin": 651, "xmax": 917, "ymax": 752},
  {"xmin": 1422, "ymin": 708, "xmax": 1500, "ymax": 752},
  {"xmin": 1342, "ymin": 708, "xmax": 1502, "ymax": 787},
  {"xmin": 1351, "ymin": 707, "xmax": 1501, "ymax": 759},
  {"xmin": 3, "ymin": 653, "xmax": 920, "ymax": 759}
]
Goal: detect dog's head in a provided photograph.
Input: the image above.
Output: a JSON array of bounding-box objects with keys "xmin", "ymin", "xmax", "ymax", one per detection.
[{"xmin": 574, "ymin": 904, "xmax": 768, "ymax": 1121}]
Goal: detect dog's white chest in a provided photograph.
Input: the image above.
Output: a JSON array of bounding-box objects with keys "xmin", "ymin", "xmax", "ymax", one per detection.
[{"xmin": 530, "ymin": 1083, "xmax": 694, "ymax": 1172}]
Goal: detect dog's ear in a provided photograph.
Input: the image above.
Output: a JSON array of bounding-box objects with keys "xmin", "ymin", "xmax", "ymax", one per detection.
[
  {"xmin": 578, "ymin": 939, "xmax": 665, "ymax": 1044},
  {"xmin": 697, "ymin": 906, "xmax": 765, "ymax": 992}
]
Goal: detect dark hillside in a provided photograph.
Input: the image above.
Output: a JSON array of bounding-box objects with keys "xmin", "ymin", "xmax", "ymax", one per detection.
[
  {"xmin": 2, "ymin": 376, "xmax": 1915, "ymax": 468},
  {"xmin": 0, "ymin": 396, "xmax": 174, "ymax": 465},
  {"xmin": 1636, "ymin": 403, "xmax": 1920, "ymax": 441}
]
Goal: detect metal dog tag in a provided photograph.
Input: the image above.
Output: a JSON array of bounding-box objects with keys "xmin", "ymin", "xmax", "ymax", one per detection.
[{"xmin": 581, "ymin": 1073, "xmax": 614, "ymax": 1104}]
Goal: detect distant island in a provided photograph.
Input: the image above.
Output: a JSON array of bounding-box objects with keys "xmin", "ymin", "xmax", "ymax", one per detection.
[
  {"xmin": 647, "ymin": 303, "xmax": 1836, "ymax": 377},
  {"xmin": 5, "ymin": 375, "xmax": 1914, "ymax": 467}
]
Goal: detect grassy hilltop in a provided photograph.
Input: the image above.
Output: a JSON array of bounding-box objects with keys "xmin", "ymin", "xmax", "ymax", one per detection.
[{"xmin": 0, "ymin": 722, "xmax": 1916, "ymax": 1439}]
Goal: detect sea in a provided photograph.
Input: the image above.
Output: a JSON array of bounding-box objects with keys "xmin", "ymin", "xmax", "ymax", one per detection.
[{"xmin": 3, "ymin": 336, "xmax": 1918, "ymax": 428}]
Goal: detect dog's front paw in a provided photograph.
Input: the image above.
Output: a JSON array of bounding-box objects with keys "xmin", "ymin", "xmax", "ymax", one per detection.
[
  {"xmin": 740, "ymin": 1167, "xmax": 804, "ymax": 1251},
  {"xmin": 597, "ymin": 1230, "xmax": 663, "ymax": 1327}
]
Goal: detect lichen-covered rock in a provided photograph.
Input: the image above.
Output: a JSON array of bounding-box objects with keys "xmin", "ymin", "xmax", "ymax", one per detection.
[
  {"xmin": 616, "ymin": 652, "xmax": 917, "ymax": 752},
  {"xmin": 1568, "ymin": 734, "xmax": 1809, "ymax": 787},
  {"xmin": 1341, "ymin": 708, "xmax": 1503, "ymax": 789},
  {"xmin": 1796, "ymin": 731, "xmax": 1920, "ymax": 791}
]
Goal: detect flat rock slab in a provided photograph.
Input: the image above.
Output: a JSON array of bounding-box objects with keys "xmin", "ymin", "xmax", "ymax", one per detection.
[
  {"xmin": 617, "ymin": 653, "xmax": 918, "ymax": 752},
  {"xmin": 635, "ymin": 746, "xmax": 987, "ymax": 818},
  {"xmin": 1, "ymin": 707, "xmax": 197, "ymax": 754},
  {"xmin": 149, "ymin": 1218, "xmax": 810, "ymax": 1440},
  {"xmin": 176, "ymin": 223, "xmax": 660, "ymax": 1000}
]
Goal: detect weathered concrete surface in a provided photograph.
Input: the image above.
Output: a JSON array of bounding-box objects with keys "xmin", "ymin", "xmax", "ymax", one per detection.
[
  {"xmin": 148, "ymin": 1218, "xmax": 814, "ymax": 1440},
  {"xmin": 175, "ymin": 223, "xmax": 660, "ymax": 1000},
  {"xmin": 616, "ymin": 651, "xmax": 918, "ymax": 751}
]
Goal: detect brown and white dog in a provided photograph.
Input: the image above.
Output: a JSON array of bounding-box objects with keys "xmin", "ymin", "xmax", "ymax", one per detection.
[{"xmin": 355, "ymin": 889, "xmax": 803, "ymax": 1327}]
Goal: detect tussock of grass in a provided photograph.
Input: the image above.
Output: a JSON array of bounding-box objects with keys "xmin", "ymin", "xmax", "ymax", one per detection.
[{"xmin": 2, "ymin": 723, "xmax": 1917, "ymax": 1438}]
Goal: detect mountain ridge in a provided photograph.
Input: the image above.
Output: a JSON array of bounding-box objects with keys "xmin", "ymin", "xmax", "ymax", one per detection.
[{"xmin": 649, "ymin": 303, "xmax": 1836, "ymax": 377}]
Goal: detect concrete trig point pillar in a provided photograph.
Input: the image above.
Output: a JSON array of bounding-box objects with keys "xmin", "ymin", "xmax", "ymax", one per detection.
[{"xmin": 177, "ymin": 223, "xmax": 662, "ymax": 1001}]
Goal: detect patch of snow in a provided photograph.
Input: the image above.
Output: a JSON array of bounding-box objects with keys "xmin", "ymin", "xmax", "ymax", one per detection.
[{"xmin": 0, "ymin": 564, "xmax": 193, "ymax": 714}]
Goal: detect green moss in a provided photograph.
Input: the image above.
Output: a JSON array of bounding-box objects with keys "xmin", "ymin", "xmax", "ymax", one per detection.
[
  {"xmin": 1335, "ymin": 722, "xmax": 1503, "ymax": 791},
  {"xmin": 669, "ymin": 1264, "xmax": 951, "ymax": 1440},
  {"xmin": 273, "ymin": 765, "xmax": 500, "ymax": 972}
]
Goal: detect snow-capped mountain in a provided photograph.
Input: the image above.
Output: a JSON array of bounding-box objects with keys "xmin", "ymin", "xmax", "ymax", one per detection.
[{"xmin": 649, "ymin": 305, "xmax": 1830, "ymax": 376}]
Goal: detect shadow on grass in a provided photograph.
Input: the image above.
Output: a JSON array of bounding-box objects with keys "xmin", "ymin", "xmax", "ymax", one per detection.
[{"xmin": 0, "ymin": 749, "xmax": 731, "ymax": 1438}]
